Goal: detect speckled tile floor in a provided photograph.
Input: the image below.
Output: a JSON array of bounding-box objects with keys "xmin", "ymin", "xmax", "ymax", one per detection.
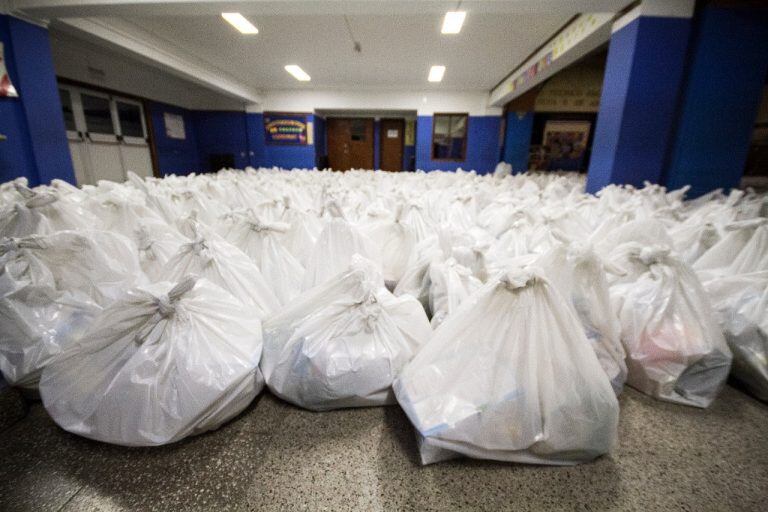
[{"xmin": 0, "ymin": 385, "xmax": 766, "ymax": 512}]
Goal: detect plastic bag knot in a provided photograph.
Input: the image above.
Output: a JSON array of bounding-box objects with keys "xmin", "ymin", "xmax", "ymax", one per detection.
[{"xmin": 499, "ymin": 268, "xmax": 539, "ymax": 291}]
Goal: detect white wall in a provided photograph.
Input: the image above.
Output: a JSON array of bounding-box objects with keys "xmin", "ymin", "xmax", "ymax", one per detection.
[
  {"xmin": 49, "ymin": 29, "xmax": 246, "ymax": 111},
  {"xmin": 251, "ymin": 89, "xmax": 501, "ymax": 116}
]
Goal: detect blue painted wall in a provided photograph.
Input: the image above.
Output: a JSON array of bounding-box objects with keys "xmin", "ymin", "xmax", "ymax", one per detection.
[
  {"xmin": 415, "ymin": 115, "xmax": 502, "ymax": 174},
  {"xmin": 501, "ymin": 111, "xmax": 534, "ymax": 173},
  {"xmin": 0, "ymin": 15, "xmax": 74, "ymax": 186},
  {"xmin": 247, "ymin": 112, "xmax": 317, "ymax": 169},
  {"xmin": 586, "ymin": 15, "xmax": 692, "ymax": 193},
  {"xmin": 193, "ymin": 110, "xmax": 250, "ymax": 171},
  {"xmin": 0, "ymin": 17, "xmax": 36, "ymax": 185},
  {"xmin": 148, "ymin": 101, "xmax": 200, "ymax": 176},
  {"xmin": 664, "ymin": 7, "xmax": 768, "ymax": 196}
]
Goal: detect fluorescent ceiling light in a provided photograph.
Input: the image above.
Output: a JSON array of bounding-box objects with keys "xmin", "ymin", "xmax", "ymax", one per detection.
[
  {"xmin": 428, "ymin": 65, "xmax": 446, "ymax": 82},
  {"xmin": 221, "ymin": 13, "xmax": 258, "ymax": 34},
  {"xmin": 285, "ymin": 65, "xmax": 311, "ymax": 81},
  {"xmin": 441, "ymin": 11, "xmax": 466, "ymax": 34}
]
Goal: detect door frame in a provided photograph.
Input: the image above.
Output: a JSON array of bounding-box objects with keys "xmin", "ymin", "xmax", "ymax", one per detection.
[
  {"xmin": 379, "ymin": 118, "xmax": 405, "ymax": 172},
  {"xmin": 57, "ymin": 76, "xmax": 160, "ymax": 178},
  {"xmin": 326, "ymin": 117, "xmax": 375, "ymax": 171}
]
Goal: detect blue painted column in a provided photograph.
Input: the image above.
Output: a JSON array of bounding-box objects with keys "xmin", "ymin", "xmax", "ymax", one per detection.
[
  {"xmin": 664, "ymin": 6, "xmax": 768, "ymax": 196},
  {"xmin": 502, "ymin": 111, "xmax": 533, "ymax": 174},
  {"xmin": 586, "ymin": 1, "xmax": 694, "ymax": 193},
  {"xmin": 0, "ymin": 15, "xmax": 74, "ymax": 185}
]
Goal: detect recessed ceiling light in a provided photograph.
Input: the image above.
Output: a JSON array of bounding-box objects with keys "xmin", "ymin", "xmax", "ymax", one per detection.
[
  {"xmin": 441, "ymin": 11, "xmax": 466, "ymax": 34},
  {"xmin": 285, "ymin": 65, "xmax": 311, "ymax": 81},
  {"xmin": 221, "ymin": 13, "xmax": 258, "ymax": 34},
  {"xmin": 428, "ymin": 65, "xmax": 446, "ymax": 83}
]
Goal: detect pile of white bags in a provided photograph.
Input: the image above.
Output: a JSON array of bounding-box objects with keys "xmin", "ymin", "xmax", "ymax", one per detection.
[
  {"xmin": 1, "ymin": 166, "xmax": 765, "ymax": 454},
  {"xmin": 262, "ymin": 256, "xmax": 431, "ymax": 411},
  {"xmin": 40, "ymin": 277, "xmax": 264, "ymax": 446},
  {"xmin": 394, "ymin": 268, "xmax": 619, "ymax": 465}
]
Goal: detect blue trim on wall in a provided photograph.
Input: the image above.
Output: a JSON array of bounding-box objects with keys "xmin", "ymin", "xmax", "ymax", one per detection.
[
  {"xmin": 502, "ymin": 111, "xmax": 534, "ymax": 173},
  {"xmin": 586, "ymin": 15, "xmax": 692, "ymax": 193},
  {"xmin": 193, "ymin": 110, "xmax": 250, "ymax": 171},
  {"xmin": 415, "ymin": 115, "xmax": 502, "ymax": 174},
  {"xmin": 149, "ymin": 101, "xmax": 200, "ymax": 176},
  {"xmin": 664, "ymin": 7, "xmax": 768, "ymax": 197},
  {"xmin": 0, "ymin": 15, "xmax": 74, "ymax": 186}
]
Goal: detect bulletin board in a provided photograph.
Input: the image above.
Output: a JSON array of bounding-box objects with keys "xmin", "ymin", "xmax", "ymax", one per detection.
[{"xmin": 264, "ymin": 112, "xmax": 310, "ymax": 145}]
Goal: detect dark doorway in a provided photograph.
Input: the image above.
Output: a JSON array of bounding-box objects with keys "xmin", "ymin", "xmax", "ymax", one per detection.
[
  {"xmin": 327, "ymin": 118, "xmax": 374, "ymax": 171},
  {"xmin": 379, "ymin": 118, "xmax": 404, "ymax": 172}
]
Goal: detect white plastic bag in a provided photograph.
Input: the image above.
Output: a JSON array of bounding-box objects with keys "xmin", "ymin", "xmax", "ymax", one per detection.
[
  {"xmin": 704, "ymin": 272, "xmax": 768, "ymax": 401},
  {"xmin": 0, "ymin": 237, "xmax": 100, "ymax": 389},
  {"xmin": 262, "ymin": 257, "xmax": 431, "ymax": 411},
  {"xmin": 427, "ymin": 258, "xmax": 481, "ymax": 329},
  {"xmin": 223, "ymin": 215, "xmax": 305, "ymax": 306},
  {"xmin": 0, "ymin": 184, "xmax": 99, "ymax": 238},
  {"xmin": 394, "ymin": 267, "xmax": 619, "ymax": 465},
  {"xmin": 536, "ymin": 239, "xmax": 627, "ymax": 394},
  {"xmin": 301, "ymin": 216, "xmax": 379, "ymax": 291},
  {"xmin": 609, "ymin": 245, "xmax": 731, "ymax": 407},
  {"xmin": 161, "ymin": 223, "xmax": 280, "ymax": 318},
  {"xmin": 40, "ymin": 277, "xmax": 264, "ymax": 446}
]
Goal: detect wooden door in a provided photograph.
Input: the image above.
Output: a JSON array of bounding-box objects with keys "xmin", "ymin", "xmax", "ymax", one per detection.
[
  {"xmin": 379, "ymin": 118, "xmax": 404, "ymax": 172},
  {"xmin": 327, "ymin": 118, "xmax": 374, "ymax": 171}
]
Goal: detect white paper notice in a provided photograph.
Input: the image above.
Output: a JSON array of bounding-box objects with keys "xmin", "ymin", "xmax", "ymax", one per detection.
[
  {"xmin": 387, "ymin": 129, "xmax": 398, "ymax": 138},
  {"xmin": 164, "ymin": 113, "xmax": 186, "ymax": 140}
]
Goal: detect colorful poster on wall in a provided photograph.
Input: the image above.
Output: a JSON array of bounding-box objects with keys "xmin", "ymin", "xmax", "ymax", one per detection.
[
  {"xmin": 529, "ymin": 121, "xmax": 591, "ymax": 171},
  {"xmin": 264, "ymin": 113, "xmax": 309, "ymax": 145},
  {"xmin": 0, "ymin": 43, "xmax": 19, "ymax": 98},
  {"xmin": 164, "ymin": 112, "xmax": 186, "ymax": 140}
]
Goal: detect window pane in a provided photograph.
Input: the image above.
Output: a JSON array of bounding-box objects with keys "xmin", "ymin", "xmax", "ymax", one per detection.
[
  {"xmin": 59, "ymin": 89, "xmax": 76, "ymax": 132},
  {"xmin": 450, "ymin": 115, "xmax": 467, "ymax": 138},
  {"xmin": 82, "ymin": 94, "xmax": 114, "ymax": 135},
  {"xmin": 351, "ymin": 119, "xmax": 366, "ymax": 141},
  {"xmin": 432, "ymin": 114, "xmax": 467, "ymax": 160},
  {"xmin": 433, "ymin": 115, "xmax": 450, "ymax": 136},
  {"xmin": 117, "ymin": 101, "xmax": 144, "ymax": 138}
]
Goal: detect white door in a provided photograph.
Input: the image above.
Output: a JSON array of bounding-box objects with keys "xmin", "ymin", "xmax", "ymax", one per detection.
[
  {"xmin": 114, "ymin": 98, "xmax": 153, "ymax": 179},
  {"xmin": 80, "ymin": 90, "xmax": 125, "ymax": 184},
  {"xmin": 58, "ymin": 87, "xmax": 90, "ymax": 186},
  {"xmin": 58, "ymin": 85, "xmax": 155, "ymax": 185}
]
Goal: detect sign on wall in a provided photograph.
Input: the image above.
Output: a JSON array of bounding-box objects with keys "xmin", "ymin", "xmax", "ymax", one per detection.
[
  {"xmin": 0, "ymin": 43, "xmax": 19, "ymax": 98},
  {"xmin": 164, "ymin": 112, "xmax": 186, "ymax": 140},
  {"xmin": 264, "ymin": 112, "xmax": 309, "ymax": 145}
]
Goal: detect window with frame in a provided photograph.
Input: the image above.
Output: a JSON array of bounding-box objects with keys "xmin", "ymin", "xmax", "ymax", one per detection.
[{"xmin": 432, "ymin": 113, "xmax": 468, "ymax": 161}]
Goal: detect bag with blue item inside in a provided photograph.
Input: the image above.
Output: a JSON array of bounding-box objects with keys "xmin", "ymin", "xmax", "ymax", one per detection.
[{"xmin": 394, "ymin": 267, "xmax": 619, "ymax": 465}]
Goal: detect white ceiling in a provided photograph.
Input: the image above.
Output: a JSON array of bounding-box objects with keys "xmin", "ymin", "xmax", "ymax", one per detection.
[{"xmin": 117, "ymin": 12, "xmax": 572, "ymax": 91}]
